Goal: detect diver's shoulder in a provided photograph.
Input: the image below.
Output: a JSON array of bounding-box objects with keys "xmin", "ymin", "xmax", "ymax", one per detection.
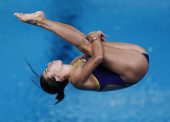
[{"xmin": 70, "ymin": 55, "xmax": 85, "ymax": 65}]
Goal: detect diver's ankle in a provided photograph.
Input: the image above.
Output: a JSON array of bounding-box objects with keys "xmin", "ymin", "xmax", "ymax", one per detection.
[{"xmin": 36, "ymin": 18, "xmax": 47, "ymax": 26}]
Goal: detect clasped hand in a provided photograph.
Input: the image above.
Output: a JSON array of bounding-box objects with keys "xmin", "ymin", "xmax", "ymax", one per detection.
[{"xmin": 85, "ymin": 31, "xmax": 107, "ymax": 42}]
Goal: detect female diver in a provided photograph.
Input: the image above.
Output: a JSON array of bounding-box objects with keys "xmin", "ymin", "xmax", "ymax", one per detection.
[{"xmin": 14, "ymin": 11, "xmax": 149, "ymax": 104}]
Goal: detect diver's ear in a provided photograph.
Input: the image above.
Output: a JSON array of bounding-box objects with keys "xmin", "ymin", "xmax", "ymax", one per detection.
[
  {"xmin": 54, "ymin": 75, "xmax": 64, "ymax": 82},
  {"xmin": 54, "ymin": 76, "xmax": 60, "ymax": 81}
]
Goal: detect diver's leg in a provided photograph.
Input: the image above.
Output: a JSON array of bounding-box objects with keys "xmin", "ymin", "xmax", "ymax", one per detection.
[
  {"xmin": 102, "ymin": 41, "xmax": 147, "ymax": 54},
  {"xmin": 101, "ymin": 45, "xmax": 149, "ymax": 82},
  {"xmin": 14, "ymin": 11, "xmax": 90, "ymax": 53}
]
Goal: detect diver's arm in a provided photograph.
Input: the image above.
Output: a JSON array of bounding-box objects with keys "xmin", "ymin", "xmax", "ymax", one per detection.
[{"xmin": 69, "ymin": 38, "xmax": 103, "ymax": 86}]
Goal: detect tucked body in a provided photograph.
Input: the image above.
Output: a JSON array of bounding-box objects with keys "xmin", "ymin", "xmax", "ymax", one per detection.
[{"xmin": 15, "ymin": 11, "xmax": 149, "ymax": 103}]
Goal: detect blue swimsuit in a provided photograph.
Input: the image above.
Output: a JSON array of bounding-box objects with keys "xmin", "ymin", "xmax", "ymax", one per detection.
[{"xmin": 72, "ymin": 53, "xmax": 149, "ymax": 91}]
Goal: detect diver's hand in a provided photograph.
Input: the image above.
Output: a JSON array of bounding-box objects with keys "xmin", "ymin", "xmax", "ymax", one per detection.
[{"xmin": 85, "ymin": 31, "xmax": 106, "ymax": 42}]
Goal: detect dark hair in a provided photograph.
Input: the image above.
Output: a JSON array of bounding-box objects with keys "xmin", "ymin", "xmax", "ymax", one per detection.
[
  {"xmin": 25, "ymin": 58, "xmax": 68, "ymax": 104},
  {"xmin": 40, "ymin": 76, "xmax": 68, "ymax": 104}
]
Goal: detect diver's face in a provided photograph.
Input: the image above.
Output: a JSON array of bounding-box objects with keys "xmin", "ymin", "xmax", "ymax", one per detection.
[{"xmin": 42, "ymin": 60, "xmax": 63, "ymax": 80}]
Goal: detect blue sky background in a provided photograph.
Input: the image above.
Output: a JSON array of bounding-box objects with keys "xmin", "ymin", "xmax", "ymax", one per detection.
[{"xmin": 0, "ymin": 0, "xmax": 170, "ymax": 121}]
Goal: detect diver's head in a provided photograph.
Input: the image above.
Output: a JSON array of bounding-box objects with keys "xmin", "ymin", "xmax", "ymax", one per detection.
[
  {"xmin": 40, "ymin": 60, "xmax": 72, "ymax": 103},
  {"xmin": 42, "ymin": 60, "xmax": 66, "ymax": 81}
]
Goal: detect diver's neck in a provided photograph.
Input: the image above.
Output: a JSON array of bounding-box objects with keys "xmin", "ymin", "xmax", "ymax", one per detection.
[{"xmin": 63, "ymin": 64, "xmax": 76, "ymax": 80}]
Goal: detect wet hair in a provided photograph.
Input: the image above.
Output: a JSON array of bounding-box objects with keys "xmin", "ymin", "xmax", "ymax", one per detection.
[{"xmin": 40, "ymin": 76, "xmax": 69, "ymax": 104}]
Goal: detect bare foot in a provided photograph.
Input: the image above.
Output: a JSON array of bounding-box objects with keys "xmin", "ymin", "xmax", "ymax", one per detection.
[{"xmin": 14, "ymin": 11, "xmax": 45, "ymax": 25}]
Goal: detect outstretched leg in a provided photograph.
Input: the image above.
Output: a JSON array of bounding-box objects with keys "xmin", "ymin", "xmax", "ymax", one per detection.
[{"xmin": 14, "ymin": 11, "xmax": 90, "ymax": 50}]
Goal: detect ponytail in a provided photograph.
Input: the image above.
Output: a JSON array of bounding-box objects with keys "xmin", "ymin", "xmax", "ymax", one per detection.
[{"xmin": 55, "ymin": 90, "xmax": 65, "ymax": 104}]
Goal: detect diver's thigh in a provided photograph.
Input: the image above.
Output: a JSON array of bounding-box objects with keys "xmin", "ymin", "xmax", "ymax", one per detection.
[
  {"xmin": 102, "ymin": 45, "xmax": 145, "ymax": 79},
  {"xmin": 103, "ymin": 41, "xmax": 147, "ymax": 54}
]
